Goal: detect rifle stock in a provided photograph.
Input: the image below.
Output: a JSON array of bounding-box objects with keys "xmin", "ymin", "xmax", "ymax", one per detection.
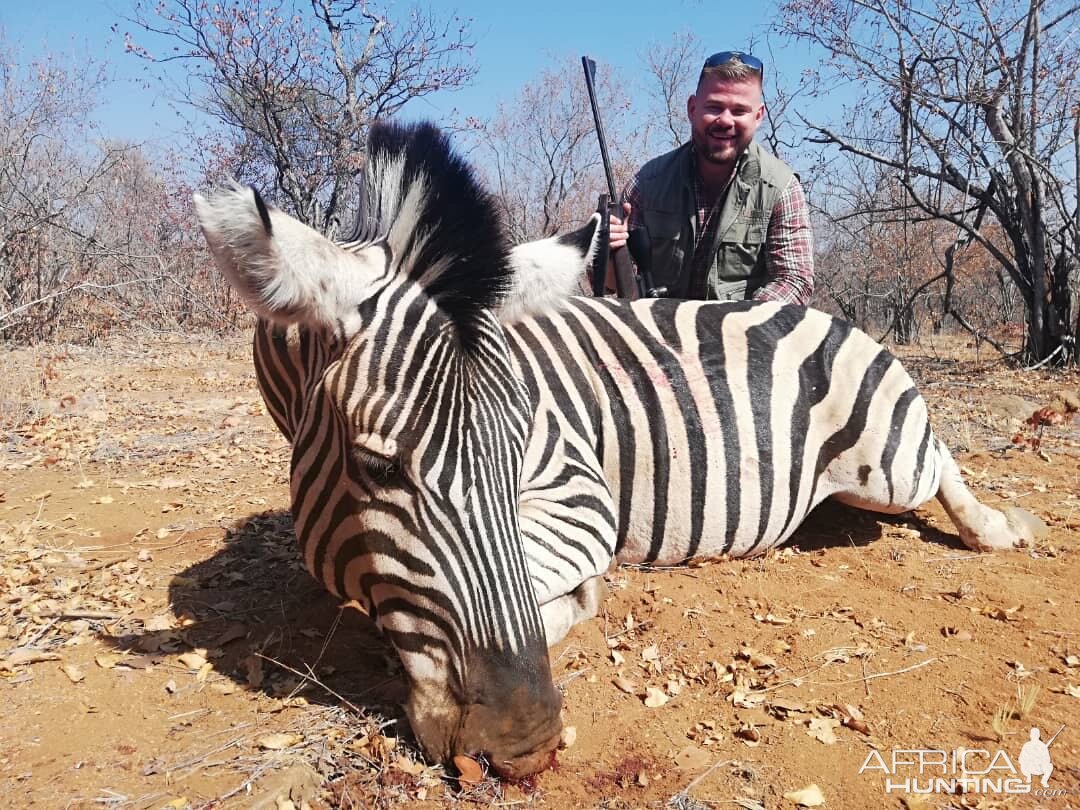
[{"xmin": 610, "ymin": 221, "xmax": 640, "ymax": 299}]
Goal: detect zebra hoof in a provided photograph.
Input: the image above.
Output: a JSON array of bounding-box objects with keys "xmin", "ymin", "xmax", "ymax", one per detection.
[{"xmin": 1003, "ymin": 506, "xmax": 1048, "ymax": 546}]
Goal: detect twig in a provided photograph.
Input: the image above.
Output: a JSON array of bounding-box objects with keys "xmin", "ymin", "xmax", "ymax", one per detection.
[
  {"xmin": 556, "ymin": 667, "xmax": 592, "ymax": 688},
  {"xmin": 255, "ymin": 653, "xmax": 364, "ymax": 715},
  {"xmin": 197, "ymin": 760, "xmax": 277, "ymax": 808},
  {"xmin": 1023, "ymin": 343, "xmax": 1063, "ymax": 371},
  {"xmin": 669, "ymin": 759, "xmax": 734, "ymax": 806},
  {"xmin": 605, "ymin": 621, "xmax": 651, "ymax": 643},
  {"xmin": 24, "ymin": 617, "xmax": 61, "ymax": 647},
  {"xmin": 143, "ymin": 737, "xmax": 246, "ymax": 776},
  {"xmin": 36, "ymin": 610, "xmax": 123, "ymax": 621},
  {"xmin": 821, "ymin": 657, "xmax": 937, "ymax": 687},
  {"xmin": 749, "ymin": 657, "xmax": 936, "ymax": 696}
]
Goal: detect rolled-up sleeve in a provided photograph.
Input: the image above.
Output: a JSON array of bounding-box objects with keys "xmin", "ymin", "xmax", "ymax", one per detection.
[{"xmin": 754, "ymin": 176, "xmax": 814, "ymax": 306}]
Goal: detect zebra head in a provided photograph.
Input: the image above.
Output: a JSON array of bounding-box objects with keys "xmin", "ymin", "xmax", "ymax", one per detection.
[{"xmin": 195, "ymin": 122, "xmax": 600, "ymax": 778}]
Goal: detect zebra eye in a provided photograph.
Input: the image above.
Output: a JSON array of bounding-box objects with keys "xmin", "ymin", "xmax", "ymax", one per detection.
[{"xmin": 351, "ymin": 446, "xmax": 400, "ymax": 482}]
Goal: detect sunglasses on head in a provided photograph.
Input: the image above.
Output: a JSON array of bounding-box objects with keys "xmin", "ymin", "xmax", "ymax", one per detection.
[{"xmin": 702, "ymin": 51, "xmax": 764, "ymax": 78}]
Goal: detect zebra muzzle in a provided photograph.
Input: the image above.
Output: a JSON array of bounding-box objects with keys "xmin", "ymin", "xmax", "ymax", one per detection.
[
  {"xmin": 404, "ymin": 649, "xmax": 565, "ymax": 780},
  {"xmin": 455, "ymin": 691, "xmax": 564, "ymax": 780}
]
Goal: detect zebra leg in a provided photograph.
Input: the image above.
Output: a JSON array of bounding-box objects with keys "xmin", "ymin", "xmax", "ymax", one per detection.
[
  {"xmin": 538, "ymin": 575, "xmax": 608, "ymax": 646},
  {"xmin": 934, "ymin": 452, "xmax": 1047, "ymax": 551}
]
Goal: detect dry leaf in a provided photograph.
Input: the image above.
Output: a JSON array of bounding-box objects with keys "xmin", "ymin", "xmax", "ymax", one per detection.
[
  {"xmin": 749, "ymin": 651, "xmax": 778, "ymax": 669},
  {"xmin": 613, "ymin": 676, "xmax": 638, "ymax": 694},
  {"xmin": 806, "ymin": 717, "xmax": 841, "ymax": 744},
  {"xmin": 754, "ymin": 612, "xmax": 792, "ymax": 625},
  {"xmin": 730, "ymin": 689, "xmax": 765, "ymax": 708},
  {"xmin": 394, "ymin": 755, "xmax": 425, "ymax": 776},
  {"xmin": 673, "ymin": 744, "xmax": 712, "ymax": 770},
  {"xmin": 143, "ymin": 614, "xmax": 175, "ymax": 632},
  {"xmin": 644, "ymin": 687, "xmax": 669, "ymax": 708},
  {"xmin": 95, "ymin": 653, "xmax": 123, "ymax": 669},
  {"xmin": 62, "ymin": 663, "xmax": 85, "ymax": 683},
  {"xmin": 2, "ymin": 648, "xmax": 61, "ymax": 668},
  {"xmin": 783, "ymin": 783, "xmax": 825, "ymax": 806},
  {"xmin": 560, "ymin": 726, "xmax": 577, "ymax": 748},
  {"xmin": 1063, "ymin": 684, "xmax": 1080, "ymax": 698},
  {"xmin": 454, "ymin": 754, "xmax": 484, "ymax": 786},
  {"xmin": 980, "ymin": 604, "xmax": 1024, "ymax": 621},
  {"xmin": 93, "ymin": 495, "xmax": 114, "ymax": 505},
  {"xmin": 258, "ymin": 733, "xmax": 303, "ymax": 750},
  {"xmin": 641, "ymin": 644, "xmax": 659, "ymax": 661},
  {"xmin": 900, "ymin": 795, "xmax": 935, "ymax": 809},
  {"xmin": 735, "ymin": 724, "xmax": 761, "ymax": 746},
  {"xmin": 610, "ymin": 650, "xmax": 625, "ymax": 666},
  {"xmin": 833, "ymin": 703, "xmax": 871, "ymax": 735},
  {"xmin": 769, "ymin": 698, "xmax": 809, "ymax": 715},
  {"xmin": 178, "ymin": 652, "xmax": 208, "ymax": 670}
]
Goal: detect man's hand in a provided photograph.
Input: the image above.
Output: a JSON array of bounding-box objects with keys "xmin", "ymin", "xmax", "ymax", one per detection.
[{"xmin": 608, "ymin": 202, "xmax": 632, "ymax": 250}]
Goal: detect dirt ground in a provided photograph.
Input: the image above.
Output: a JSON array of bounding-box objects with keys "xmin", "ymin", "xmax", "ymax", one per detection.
[{"xmin": 2, "ymin": 331, "xmax": 1078, "ymax": 810}]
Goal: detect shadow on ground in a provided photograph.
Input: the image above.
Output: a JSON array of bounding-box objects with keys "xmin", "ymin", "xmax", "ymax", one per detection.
[
  {"xmin": 98, "ymin": 500, "xmax": 965, "ymax": 748},
  {"xmin": 782, "ymin": 498, "xmax": 965, "ymax": 552},
  {"xmin": 105, "ymin": 511, "xmax": 407, "ymax": 724}
]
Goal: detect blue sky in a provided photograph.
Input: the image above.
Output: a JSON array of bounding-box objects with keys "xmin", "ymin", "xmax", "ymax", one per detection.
[{"xmin": 1, "ymin": 1, "xmax": 818, "ymax": 150}]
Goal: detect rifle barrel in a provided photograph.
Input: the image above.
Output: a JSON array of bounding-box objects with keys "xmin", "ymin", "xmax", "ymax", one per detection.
[
  {"xmin": 1046, "ymin": 724, "xmax": 1066, "ymax": 747},
  {"xmin": 581, "ymin": 57, "xmax": 619, "ymax": 202}
]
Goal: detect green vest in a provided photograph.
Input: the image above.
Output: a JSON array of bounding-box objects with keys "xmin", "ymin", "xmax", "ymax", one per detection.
[{"xmin": 632, "ymin": 140, "xmax": 794, "ymax": 301}]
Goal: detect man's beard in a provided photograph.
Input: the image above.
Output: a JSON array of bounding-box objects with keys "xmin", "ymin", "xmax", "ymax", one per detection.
[{"xmin": 693, "ymin": 128, "xmax": 744, "ymax": 164}]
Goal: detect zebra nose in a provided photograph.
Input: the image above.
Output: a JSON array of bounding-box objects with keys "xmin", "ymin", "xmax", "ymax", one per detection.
[{"xmin": 456, "ymin": 649, "xmax": 564, "ymax": 777}]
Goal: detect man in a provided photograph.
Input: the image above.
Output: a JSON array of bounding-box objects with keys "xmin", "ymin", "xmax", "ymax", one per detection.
[{"xmin": 609, "ymin": 51, "xmax": 814, "ymax": 304}]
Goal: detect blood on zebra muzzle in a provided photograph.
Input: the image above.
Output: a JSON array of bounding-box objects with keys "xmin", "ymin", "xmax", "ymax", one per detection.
[{"xmin": 404, "ymin": 644, "xmax": 565, "ymax": 779}]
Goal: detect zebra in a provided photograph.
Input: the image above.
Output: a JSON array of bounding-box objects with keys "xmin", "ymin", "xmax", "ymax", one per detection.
[{"xmin": 194, "ymin": 121, "xmax": 1043, "ymax": 780}]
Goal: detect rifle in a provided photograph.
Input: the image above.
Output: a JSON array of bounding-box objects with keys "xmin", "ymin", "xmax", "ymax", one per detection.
[{"xmin": 581, "ymin": 56, "xmax": 666, "ymax": 300}]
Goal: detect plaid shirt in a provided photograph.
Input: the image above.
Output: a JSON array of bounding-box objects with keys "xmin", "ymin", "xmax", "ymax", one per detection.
[{"xmin": 624, "ymin": 149, "xmax": 814, "ymax": 305}]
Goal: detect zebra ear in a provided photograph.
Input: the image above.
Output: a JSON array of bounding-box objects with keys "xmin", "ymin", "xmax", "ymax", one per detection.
[
  {"xmin": 496, "ymin": 214, "xmax": 602, "ymax": 324},
  {"xmin": 194, "ymin": 185, "xmax": 382, "ymax": 334}
]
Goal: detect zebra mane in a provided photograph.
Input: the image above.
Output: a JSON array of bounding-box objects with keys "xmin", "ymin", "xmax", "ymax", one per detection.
[{"xmin": 345, "ymin": 122, "xmax": 511, "ymax": 338}]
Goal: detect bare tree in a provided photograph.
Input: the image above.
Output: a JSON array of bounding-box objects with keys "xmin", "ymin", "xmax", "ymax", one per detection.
[
  {"xmin": 0, "ymin": 34, "xmax": 246, "ymax": 344},
  {"xmin": 640, "ymin": 30, "xmax": 701, "ymax": 152},
  {"xmin": 776, "ymin": 0, "xmax": 1080, "ymax": 364},
  {"xmin": 126, "ymin": 0, "xmax": 477, "ymax": 231},
  {"xmin": 472, "ymin": 56, "xmax": 642, "ymax": 244},
  {"xmin": 0, "ymin": 44, "xmax": 127, "ymax": 341}
]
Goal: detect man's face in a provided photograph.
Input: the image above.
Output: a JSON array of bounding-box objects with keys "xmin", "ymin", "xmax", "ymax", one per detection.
[{"xmin": 687, "ymin": 76, "xmax": 765, "ymax": 167}]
